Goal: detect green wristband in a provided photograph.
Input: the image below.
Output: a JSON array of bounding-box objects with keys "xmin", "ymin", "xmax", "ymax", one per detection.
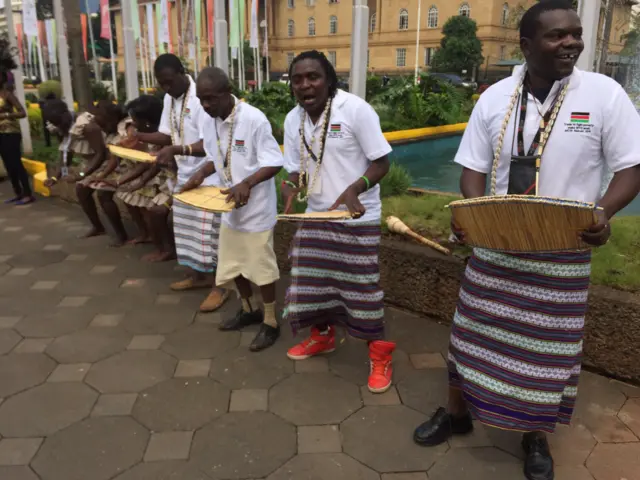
[
  {"xmin": 361, "ymin": 175, "xmax": 371, "ymax": 191},
  {"xmin": 284, "ymin": 180, "xmax": 297, "ymax": 188}
]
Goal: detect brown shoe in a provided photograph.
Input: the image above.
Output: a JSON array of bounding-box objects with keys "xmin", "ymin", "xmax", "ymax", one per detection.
[
  {"xmin": 170, "ymin": 277, "xmax": 211, "ymax": 292},
  {"xmin": 199, "ymin": 288, "xmax": 230, "ymax": 313}
]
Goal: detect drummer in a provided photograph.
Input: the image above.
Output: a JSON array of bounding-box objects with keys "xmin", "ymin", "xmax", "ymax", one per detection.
[
  {"xmin": 133, "ymin": 54, "xmax": 228, "ymax": 314},
  {"xmin": 412, "ymin": 3, "xmax": 640, "ymax": 480},
  {"xmin": 280, "ymin": 50, "xmax": 396, "ymax": 394},
  {"xmin": 175, "ymin": 67, "xmax": 283, "ymax": 352}
]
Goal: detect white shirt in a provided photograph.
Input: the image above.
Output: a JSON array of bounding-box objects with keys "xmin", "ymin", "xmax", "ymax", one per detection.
[
  {"xmin": 283, "ymin": 89, "xmax": 392, "ymax": 223},
  {"xmin": 159, "ymin": 75, "xmax": 220, "ymax": 188},
  {"xmin": 200, "ymin": 98, "xmax": 284, "ymax": 233},
  {"xmin": 456, "ymin": 66, "xmax": 640, "ymax": 203}
]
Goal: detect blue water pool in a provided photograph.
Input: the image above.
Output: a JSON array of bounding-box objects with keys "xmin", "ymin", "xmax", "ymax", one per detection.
[{"xmin": 390, "ymin": 135, "xmax": 640, "ymax": 216}]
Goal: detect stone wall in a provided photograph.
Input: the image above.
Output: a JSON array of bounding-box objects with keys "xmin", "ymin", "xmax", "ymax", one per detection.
[{"xmin": 274, "ymin": 222, "xmax": 640, "ymax": 385}]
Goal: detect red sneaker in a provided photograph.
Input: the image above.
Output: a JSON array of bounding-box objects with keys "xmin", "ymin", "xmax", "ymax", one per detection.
[
  {"xmin": 287, "ymin": 326, "xmax": 336, "ymax": 360},
  {"xmin": 368, "ymin": 340, "xmax": 396, "ymax": 393}
]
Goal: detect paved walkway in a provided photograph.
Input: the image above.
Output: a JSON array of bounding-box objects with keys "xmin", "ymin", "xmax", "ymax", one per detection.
[{"xmin": 0, "ymin": 184, "xmax": 639, "ymax": 480}]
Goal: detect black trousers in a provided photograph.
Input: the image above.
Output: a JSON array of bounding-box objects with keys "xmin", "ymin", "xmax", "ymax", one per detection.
[{"xmin": 0, "ymin": 133, "xmax": 31, "ymax": 198}]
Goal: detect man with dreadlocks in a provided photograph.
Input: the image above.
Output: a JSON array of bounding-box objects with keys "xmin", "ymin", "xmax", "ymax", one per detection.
[
  {"xmin": 280, "ymin": 50, "xmax": 396, "ymax": 394},
  {"xmin": 412, "ymin": 2, "xmax": 640, "ymax": 480}
]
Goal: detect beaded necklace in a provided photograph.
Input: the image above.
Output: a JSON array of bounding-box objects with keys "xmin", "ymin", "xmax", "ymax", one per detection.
[
  {"xmin": 297, "ymin": 97, "xmax": 332, "ymax": 202},
  {"xmin": 169, "ymin": 81, "xmax": 191, "ymax": 150},
  {"xmin": 213, "ymin": 101, "xmax": 239, "ymax": 184}
]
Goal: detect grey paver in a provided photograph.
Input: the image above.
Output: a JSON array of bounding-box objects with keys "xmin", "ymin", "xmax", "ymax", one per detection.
[
  {"xmin": 297, "ymin": 425, "xmax": 342, "ymax": 454},
  {"xmin": 14, "ymin": 338, "xmax": 53, "ymax": 354},
  {"xmin": 229, "ymin": 389, "xmax": 268, "ymax": 412},
  {"xmin": 0, "ymin": 466, "xmax": 40, "ymax": 480},
  {"xmin": 587, "ymin": 443, "xmax": 640, "ymax": 480},
  {"xmin": 294, "ymin": 356, "xmax": 330, "ymax": 373},
  {"xmin": 16, "ymin": 310, "xmax": 93, "ymax": 338},
  {"xmin": 0, "ymin": 330, "xmax": 21, "ymax": 355},
  {"xmin": 0, "ymin": 354, "xmax": 56, "ymax": 397},
  {"xmin": 267, "ymin": 453, "xmax": 379, "ymax": 480},
  {"xmin": 554, "ymin": 465, "xmax": 595, "ymax": 479},
  {"xmin": 382, "ymin": 474, "xmax": 428, "ymax": 480},
  {"xmin": 270, "ymin": 373, "xmax": 361, "ymax": 426},
  {"xmin": 547, "ymin": 423, "xmax": 597, "ymax": 466},
  {"xmin": 30, "ymin": 281, "xmax": 59, "ymax": 291},
  {"xmin": 191, "ymin": 412, "xmax": 296, "ymax": 479},
  {"xmin": 361, "ymin": 385, "xmax": 402, "ymax": 406},
  {"xmin": 112, "ymin": 460, "xmax": 210, "ymax": 480},
  {"xmin": 7, "ymin": 268, "xmax": 32, "ymax": 276},
  {"xmin": 210, "ymin": 345, "xmax": 293, "ymax": 389},
  {"xmin": 85, "ymin": 350, "xmax": 177, "ymax": 394},
  {"xmin": 43, "ymin": 245, "xmax": 63, "ymax": 251},
  {"xmin": 410, "ymin": 352, "xmax": 447, "ymax": 369},
  {"xmin": 46, "ymin": 327, "xmax": 131, "ymax": 363},
  {"xmin": 155, "ymin": 294, "xmax": 181, "ymax": 305},
  {"xmin": 128, "ymin": 335, "xmax": 165, "ymax": 350},
  {"xmin": 65, "ymin": 254, "xmax": 88, "ymax": 262},
  {"xmin": 90, "ymin": 314, "xmax": 124, "ymax": 327},
  {"xmin": 122, "ymin": 306, "xmax": 195, "ymax": 335},
  {"xmin": 0, "ymin": 438, "xmax": 43, "ymax": 465},
  {"xmin": 0, "ymin": 317, "xmax": 21, "ymax": 329},
  {"xmin": 31, "ymin": 417, "xmax": 149, "ymax": 480},
  {"xmin": 57, "ymin": 296, "xmax": 90, "ymax": 308},
  {"xmin": 428, "ymin": 447, "xmax": 522, "ymax": 480},
  {"xmin": 618, "ymin": 398, "xmax": 640, "ymax": 438},
  {"xmin": 0, "ymin": 383, "xmax": 97, "ymax": 437},
  {"xmin": 91, "ymin": 394, "xmax": 138, "ymax": 417},
  {"xmin": 47, "ymin": 363, "xmax": 91, "ymax": 383},
  {"xmin": 144, "ymin": 431, "xmax": 193, "ymax": 462},
  {"xmin": 174, "ymin": 359, "xmax": 211, "ymax": 378},
  {"xmin": 90, "ymin": 265, "xmax": 116, "ymax": 275},
  {"xmin": 132, "ymin": 378, "xmax": 229, "ymax": 431},
  {"xmin": 396, "ymin": 369, "xmax": 449, "ymax": 415},
  {"xmin": 161, "ymin": 324, "xmax": 239, "ymax": 360}
]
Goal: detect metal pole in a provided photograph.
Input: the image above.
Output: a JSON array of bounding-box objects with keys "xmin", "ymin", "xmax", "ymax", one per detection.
[
  {"xmin": 413, "ymin": 0, "xmax": 421, "ymax": 84},
  {"xmin": 122, "ymin": 0, "xmax": 140, "ymax": 101},
  {"xmin": 109, "ymin": 31, "xmax": 118, "ymax": 101},
  {"xmin": 214, "ymin": 0, "xmax": 229, "ymax": 75},
  {"xmin": 53, "ymin": 0, "xmax": 74, "ymax": 111},
  {"xmin": 576, "ymin": 0, "xmax": 599, "ymax": 72},
  {"xmin": 349, "ymin": 0, "xmax": 368, "ymax": 98},
  {"xmin": 36, "ymin": 28, "xmax": 47, "ymax": 81},
  {"xmin": 4, "ymin": 3, "xmax": 32, "ymax": 154},
  {"xmin": 85, "ymin": 0, "xmax": 100, "ymax": 80}
]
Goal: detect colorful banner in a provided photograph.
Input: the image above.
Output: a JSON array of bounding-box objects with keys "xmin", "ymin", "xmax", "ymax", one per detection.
[
  {"xmin": 81, "ymin": 14, "xmax": 88, "ymax": 61},
  {"xmin": 22, "ymin": 0, "xmax": 38, "ymax": 37},
  {"xmin": 195, "ymin": 0, "xmax": 202, "ymax": 42},
  {"xmin": 207, "ymin": 0, "xmax": 214, "ymax": 45},
  {"xmin": 229, "ymin": 0, "xmax": 238, "ymax": 49},
  {"xmin": 131, "ymin": 0, "xmax": 141, "ymax": 40},
  {"xmin": 16, "ymin": 23, "xmax": 24, "ymax": 64},
  {"xmin": 100, "ymin": 0, "xmax": 111, "ymax": 39},
  {"xmin": 158, "ymin": 0, "xmax": 170, "ymax": 50},
  {"xmin": 45, "ymin": 19, "xmax": 56, "ymax": 65},
  {"xmin": 146, "ymin": 4, "xmax": 157, "ymax": 61},
  {"xmin": 250, "ymin": 0, "xmax": 258, "ymax": 48}
]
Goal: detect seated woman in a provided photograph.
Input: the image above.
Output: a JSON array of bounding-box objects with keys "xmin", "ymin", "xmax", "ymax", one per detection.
[
  {"xmin": 110, "ymin": 95, "xmax": 177, "ymax": 262},
  {"xmin": 42, "ymin": 100, "xmax": 130, "ymax": 246}
]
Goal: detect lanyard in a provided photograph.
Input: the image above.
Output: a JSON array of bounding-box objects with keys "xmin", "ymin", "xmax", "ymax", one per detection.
[{"xmin": 516, "ymin": 83, "xmax": 559, "ymax": 157}]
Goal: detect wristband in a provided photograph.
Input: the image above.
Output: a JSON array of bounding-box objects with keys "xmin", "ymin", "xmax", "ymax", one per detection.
[
  {"xmin": 50, "ymin": 176, "xmax": 57, "ymax": 182},
  {"xmin": 361, "ymin": 175, "xmax": 371, "ymax": 191},
  {"xmin": 283, "ymin": 180, "xmax": 297, "ymax": 189},
  {"xmin": 187, "ymin": 145, "xmax": 193, "ymax": 156}
]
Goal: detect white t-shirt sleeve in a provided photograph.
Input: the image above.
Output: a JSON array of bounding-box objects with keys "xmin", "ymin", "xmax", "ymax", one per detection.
[
  {"xmin": 351, "ymin": 101, "xmax": 392, "ymax": 161},
  {"xmin": 256, "ymin": 118, "xmax": 285, "ymax": 168},
  {"xmin": 158, "ymin": 96, "xmax": 171, "ymax": 136},
  {"xmin": 454, "ymin": 97, "xmax": 494, "ymax": 174},
  {"xmin": 283, "ymin": 111, "xmax": 299, "ymax": 173},
  {"xmin": 602, "ymin": 85, "xmax": 640, "ymax": 173}
]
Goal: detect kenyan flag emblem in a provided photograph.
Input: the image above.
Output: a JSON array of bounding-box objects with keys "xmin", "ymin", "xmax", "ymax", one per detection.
[
  {"xmin": 235, "ymin": 140, "xmax": 245, "ymax": 147},
  {"xmin": 570, "ymin": 112, "xmax": 590, "ymax": 124},
  {"xmin": 330, "ymin": 123, "xmax": 341, "ymax": 132}
]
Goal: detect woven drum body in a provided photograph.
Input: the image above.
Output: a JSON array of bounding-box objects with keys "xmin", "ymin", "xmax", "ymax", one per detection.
[
  {"xmin": 173, "ymin": 186, "xmax": 234, "ymax": 213},
  {"xmin": 108, "ymin": 145, "xmax": 156, "ymax": 163},
  {"xmin": 277, "ymin": 211, "xmax": 354, "ymax": 222},
  {"xmin": 448, "ymin": 195, "xmax": 599, "ymax": 252}
]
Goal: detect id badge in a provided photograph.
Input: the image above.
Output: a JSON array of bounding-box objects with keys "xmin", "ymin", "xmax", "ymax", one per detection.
[{"xmin": 61, "ymin": 166, "xmax": 69, "ymax": 177}]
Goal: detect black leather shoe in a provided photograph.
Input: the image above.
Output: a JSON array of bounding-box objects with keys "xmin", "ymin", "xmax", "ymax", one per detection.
[
  {"xmin": 249, "ymin": 324, "xmax": 280, "ymax": 352},
  {"xmin": 522, "ymin": 432, "xmax": 554, "ymax": 480},
  {"xmin": 413, "ymin": 407, "xmax": 474, "ymax": 446},
  {"xmin": 219, "ymin": 309, "xmax": 263, "ymax": 331}
]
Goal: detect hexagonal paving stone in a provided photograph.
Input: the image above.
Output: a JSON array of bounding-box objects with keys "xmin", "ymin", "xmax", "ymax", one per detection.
[
  {"xmin": 575, "ymin": 371, "xmax": 628, "ymax": 421},
  {"xmin": 386, "ymin": 309, "xmax": 452, "ymax": 355},
  {"xmin": 267, "ymin": 453, "xmax": 380, "ymax": 480},
  {"xmin": 0, "ymin": 330, "xmax": 21, "ymax": 355},
  {"xmin": 0, "ymin": 354, "xmax": 56, "ymax": 397},
  {"xmin": 132, "ymin": 378, "xmax": 229, "ymax": 432},
  {"xmin": 209, "ymin": 344, "xmax": 294, "ymax": 389},
  {"xmin": 161, "ymin": 324, "xmax": 239, "ymax": 360},
  {"xmin": 0, "ymin": 383, "xmax": 97, "ymax": 437},
  {"xmin": 46, "ymin": 327, "xmax": 131, "ymax": 364},
  {"xmin": 8, "ymin": 251, "xmax": 67, "ymax": 268},
  {"xmin": 15, "ymin": 311, "xmax": 94, "ymax": 338},
  {"xmin": 269, "ymin": 373, "xmax": 361, "ymax": 426},
  {"xmin": 0, "ymin": 263, "xmax": 9, "ymax": 276},
  {"xmin": 0, "ymin": 466, "xmax": 40, "ymax": 480},
  {"xmin": 538, "ymin": 424, "xmax": 596, "ymax": 467},
  {"xmin": 618, "ymin": 398, "xmax": 640, "ymax": 438},
  {"xmin": 85, "ymin": 350, "xmax": 177, "ymax": 393},
  {"xmin": 554, "ymin": 465, "xmax": 596, "ymax": 480},
  {"xmin": 342, "ymin": 405, "xmax": 448, "ymax": 473},
  {"xmin": 586, "ymin": 443, "xmax": 640, "ymax": 480},
  {"xmin": 31, "ymin": 417, "xmax": 149, "ymax": 480},
  {"xmin": 396, "ymin": 369, "xmax": 449, "ymax": 415},
  {"xmin": 427, "ymin": 447, "xmax": 522, "ymax": 480},
  {"xmin": 122, "ymin": 306, "xmax": 195, "ymax": 335},
  {"xmin": 112, "ymin": 460, "xmax": 210, "ymax": 480},
  {"xmin": 191, "ymin": 412, "xmax": 296, "ymax": 479}
]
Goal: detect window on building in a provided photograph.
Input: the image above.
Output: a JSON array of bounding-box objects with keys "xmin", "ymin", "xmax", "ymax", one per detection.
[
  {"xmin": 370, "ymin": 13, "xmax": 377, "ymax": 33},
  {"xmin": 329, "ymin": 0, "xmax": 338, "ymax": 4},
  {"xmin": 399, "ymin": 9, "xmax": 409, "ymax": 30},
  {"xmin": 499, "ymin": 45, "xmax": 506, "ymax": 60},
  {"xmin": 306, "ymin": 0, "xmax": 315, "ymax": 5},
  {"xmin": 396, "ymin": 48, "xmax": 407, "ymax": 67},
  {"xmin": 427, "ymin": 6, "xmax": 438, "ymax": 28},
  {"xmin": 288, "ymin": 19, "xmax": 295, "ymax": 37},
  {"xmin": 367, "ymin": 49, "xmax": 370, "ymax": 68},
  {"xmin": 308, "ymin": 17, "xmax": 316, "ymax": 36},
  {"xmin": 501, "ymin": 3, "xmax": 509, "ymax": 26},
  {"xmin": 329, "ymin": 15, "xmax": 338, "ymax": 34},
  {"xmin": 288, "ymin": 0, "xmax": 294, "ymax": 8},
  {"xmin": 287, "ymin": 52, "xmax": 295, "ymax": 66},
  {"xmin": 459, "ymin": 3, "xmax": 470, "ymax": 17},
  {"xmin": 424, "ymin": 47, "xmax": 436, "ymax": 66},
  {"xmin": 328, "ymin": 51, "xmax": 336, "ymax": 66}
]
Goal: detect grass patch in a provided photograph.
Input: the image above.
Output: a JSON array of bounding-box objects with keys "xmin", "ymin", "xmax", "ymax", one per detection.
[{"xmin": 591, "ymin": 216, "xmax": 640, "ymax": 291}]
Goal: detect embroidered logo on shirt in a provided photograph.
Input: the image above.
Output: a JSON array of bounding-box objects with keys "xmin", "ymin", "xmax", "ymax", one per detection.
[
  {"xmin": 328, "ymin": 123, "xmax": 344, "ymax": 139},
  {"xmin": 565, "ymin": 112, "xmax": 593, "ymax": 134},
  {"xmin": 232, "ymin": 139, "xmax": 247, "ymax": 154}
]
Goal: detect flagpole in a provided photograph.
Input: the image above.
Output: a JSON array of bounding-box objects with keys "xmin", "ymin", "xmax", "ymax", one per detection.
[
  {"xmin": 238, "ymin": 4, "xmax": 244, "ymax": 90},
  {"xmin": 36, "ymin": 28, "xmax": 47, "ymax": 81},
  {"xmin": 85, "ymin": 0, "xmax": 100, "ymax": 81},
  {"xmin": 109, "ymin": 29, "xmax": 118, "ymax": 101},
  {"xmin": 139, "ymin": 37, "xmax": 148, "ymax": 93},
  {"xmin": 214, "ymin": 0, "xmax": 229, "ymax": 75},
  {"xmin": 122, "ymin": 0, "xmax": 140, "ymax": 101},
  {"xmin": 413, "ymin": 0, "xmax": 421, "ymax": 85}
]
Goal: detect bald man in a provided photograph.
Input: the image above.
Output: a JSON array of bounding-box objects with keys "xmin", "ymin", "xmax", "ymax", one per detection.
[{"xmin": 178, "ymin": 68, "xmax": 284, "ymax": 352}]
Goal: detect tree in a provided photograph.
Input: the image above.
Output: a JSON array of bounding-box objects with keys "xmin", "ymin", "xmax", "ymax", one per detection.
[
  {"xmin": 431, "ymin": 16, "xmax": 484, "ymax": 76},
  {"xmin": 63, "ymin": 0, "xmax": 92, "ymax": 110}
]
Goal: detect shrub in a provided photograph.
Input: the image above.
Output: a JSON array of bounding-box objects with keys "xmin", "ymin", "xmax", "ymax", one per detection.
[
  {"xmin": 31, "ymin": 142, "xmax": 61, "ymax": 164},
  {"xmin": 379, "ymin": 162, "xmax": 412, "ymax": 198},
  {"xmin": 37, "ymin": 80, "xmax": 62, "ymax": 100},
  {"xmin": 91, "ymin": 80, "xmax": 115, "ymax": 102},
  {"xmin": 27, "ymin": 108, "xmax": 43, "ymax": 138},
  {"xmin": 25, "ymin": 92, "xmax": 38, "ymax": 104}
]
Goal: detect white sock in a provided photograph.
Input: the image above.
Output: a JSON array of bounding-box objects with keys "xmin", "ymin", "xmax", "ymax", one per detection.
[{"xmin": 263, "ymin": 302, "xmax": 278, "ymax": 328}]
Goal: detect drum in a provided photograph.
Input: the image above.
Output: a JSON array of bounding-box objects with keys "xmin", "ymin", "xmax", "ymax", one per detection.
[
  {"xmin": 173, "ymin": 186, "xmax": 235, "ymax": 213},
  {"xmin": 277, "ymin": 211, "xmax": 354, "ymax": 222},
  {"xmin": 447, "ymin": 195, "xmax": 600, "ymax": 252}
]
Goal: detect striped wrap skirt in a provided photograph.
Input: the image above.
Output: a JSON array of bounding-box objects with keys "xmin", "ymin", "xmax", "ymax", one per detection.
[
  {"xmin": 172, "ymin": 197, "xmax": 220, "ymax": 274},
  {"xmin": 448, "ymin": 248, "xmax": 591, "ymax": 433},
  {"xmin": 283, "ymin": 221, "xmax": 385, "ymax": 340}
]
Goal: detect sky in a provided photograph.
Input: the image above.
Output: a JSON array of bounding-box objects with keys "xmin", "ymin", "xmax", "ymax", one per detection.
[{"xmin": 79, "ymin": 0, "xmax": 100, "ymax": 14}]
